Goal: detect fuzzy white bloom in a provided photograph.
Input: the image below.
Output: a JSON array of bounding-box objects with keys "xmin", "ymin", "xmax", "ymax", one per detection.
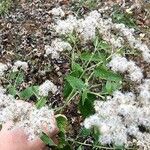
[
  {"xmin": 0, "ymin": 63, "xmax": 8, "ymax": 76},
  {"xmin": 55, "ymin": 10, "xmax": 124, "ymax": 45},
  {"xmin": 54, "ymin": 10, "xmax": 149, "ymax": 60},
  {"xmin": 12, "ymin": 61, "xmax": 28, "ymax": 72},
  {"xmin": 0, "ymin": 88, "xmax": 54, "ymax": 141},
  {"xmin": 45, "ymin": 38, "xmax": 72, "ymax": 59},
  {"xmin": 108, "ymin": 55, "xmax": 128, "ymax": 72},
  {"xmin": 0, "ymin": 86, "xmax": 6, "ymax": 94},
  {"xmin": 136, "ymin": 133, "xmax": 150, "ymax": 150},
  {"xmin": 138, "ymin": 79, "xmax": 150, "ymax": 105},
  {"xmin": 55, "ymin": 15, "xmax": 77, "ymax": 34},
  {"xmin": 76, "ymin": 11, "xmax": 100, "ymax": 42},
  {"xmin": 50, "ymin": 7, "xmax": 65, "ymax": 17},
  {"xmin": 142, "ymin": 51, "xmax": 150, "ymax": 63},
  {"xmin": 114, "ymin": 23, "xmax": 150, "ymax": 63},
  {"xmin": 84, "ymin": 88, "xmax": 150, "ymax": 148},
  {"xmin": 39, "ymin": 80, "xmax": 57, "ymax": 96},
  {"xmin": 108, "ymin": 55, "xmax": 143, "ymax": 82},
  {"xmin": 84, "ymin": 114, "xmax": 100, "ymax": 129},
  {"xmin": 97, "ymin": 18, "xmax": 124, "ymax": 48}
]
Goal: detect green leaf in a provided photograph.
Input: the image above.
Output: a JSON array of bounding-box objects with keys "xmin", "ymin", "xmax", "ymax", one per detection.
[
  {"xmin": 105, "ymin": 81, "xmax": 113, "ymax": 94},
  {"xmin": 65, "ymin": 75, "xmax": 86, "ymax": 91},
  {"xmin": 36, "ymin": 98, "xmax": 47, "ymax": 109},
  {"xmin": 7, "ymin": 85, "xmax": 17, "ymax": 96},
  {"xmin": 58, "ymin": 143, "xmax": 72, "ymax": 150},
  {"xmin": 79, "ymin": 93, "xmax": 95, "ymax": 118},
  {"xmin": 79, "ymin": 128, "xmax": 91, "ymax": 137},
  {"xmin": 98, "ymin": 41, "xmax": 110, "ymax": 51},
  {"xmin": 77, "ymin": 146, "xmax": 83, "ymax": 150},
  {"xmin": 40, "ymin": 132, "xmax": 56, "ymax": 147},
  {"xmin": 57, "ymin": 132, "xmax": 68, "ymax": 149},
  {"xmin": 15, "ymin": 71, "xmax": 24, "ymax": 85},
  {"xmin": 112, "ymin": 10, "xmax": 136, "ymax": 28},
  {"xmin": 101, "ymin": 78, "xmax": 122, "ymax": 95},
  {"xmin": 94, "ymin": 66, "xmax": 122, "ymax": 82},
  {"xmin": 80, "ymin": 52, "xmax": 105, "ymax": 62},
  {"xmin": 9, "ymin": 71, "xmax": 17, "ymax": 80},
  {"xmin": 0, "ymin": 0, "xmax": 12, "ymax": 15},
  {"xmin": 81, "ymin": 89, "xmax": 88, "ymax": 105},
  {"xmin": 72, "ymin": 63, "xmax": 83, "ymax": 73},
  {"xmin": 63, "ymin": 81, "xmax": 72, "ymax": 98},
  {"xmin": 93, "ymin": 127, "xmax": 100, "ymax": 145},
  {"xmin": 56, "ymin": 114, "xmax": 68, "ymax": 133},
  {"xmin": 19, "ymin": 86, "xmax": 39, "ymax": 100},
  {"xmin": 56, "ymin": 116, "xmax": 70, "ymax": 149},
  {"xmin": 71, "ymin": 63, "xmax": 83, "ymax": 77},
  {"xmin": 103, "ymin": 80, "xmax": 122, "ymax": 94}
]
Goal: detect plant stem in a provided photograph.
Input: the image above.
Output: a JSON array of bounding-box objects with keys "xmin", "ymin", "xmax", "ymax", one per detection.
[
  {"xmin": 67, "ymin": 138, "xmax": 114, "ymax": 150},
  {"xmin": 90, "ymin": 84, "xmax": 102, "ymax": 89},
  {"xmin": 89, "ymin": 91, "xmax": 105, "ymax": 99}
]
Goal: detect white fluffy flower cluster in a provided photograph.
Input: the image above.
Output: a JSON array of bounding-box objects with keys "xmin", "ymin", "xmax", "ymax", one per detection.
[
  {"xmin": 76, "ymin": 11, "xmax": 100, "ymax": 42},
  {"xmin": 55, "ymin": 10, "xmax": 149, "ymax": 62},
  {"xmin": 39, "ymin": 80, "xmax": 58, "ymax": 96},
  {"xmin": 12, "ymin": 61, "xmax": 28, "ymax": 72},
  {"xmin": 138, "ymin": 79, "xmax": 150, "ymax": 105},
  {"xmin": 114, "ymin": 23, "xmax": 150, "ymax": 63},
  {"xmin": 0, "ymin": 63, "xmax": 8, "ymax": 76},
  {"xmin": 55, "ymin": 10, "xmax": 123, "ymax": 46},
  {"xmin": 0, "ymin": 87, "xmax": 54, "ymax": 141},
  {"xmin": 55, "ymin": 11, "xmax": 101, "ymax": 43},
  {"xmin": 108, "ymin": 55, "xmax": 143, "ymax": 82},
  {"xmin": 97, "ymin": 17, "xmax": 124, "ymax": 48},
  {"xmin": 84, "ymin": 88, "xmax": 150, "ymax": 149},
  {"xmin": 50, "ymin": 7, "xmax": 65, "ymax": 17},
  {"xmin": 45, "ymin": 38, "xmax": 72, "ymax": 59},
  {"xmin": 55, "ymin": 15, "xmax": 77, "ymax": 35}
]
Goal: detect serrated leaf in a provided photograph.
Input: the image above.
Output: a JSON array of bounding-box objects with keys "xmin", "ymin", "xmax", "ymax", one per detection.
[
  {"xmin": 79, "ymin": 128, "xmax": 91, "ymax": 137},
  {"xmin": 57, "ymin": 132, "xmax": 68, "ymax": 149},
  {"xmin": 82, "ymin": 89, "xmax": 88, "ymax": 105},
  {"xmin": 94, "ymin": 66, "xmax": 122, "ymax": 82},
  {"xmin": 71, "ymin": 63, "xmax": 83, "ymax": 77},
  {"xmin": 80, "ymin": 52, "xmax": 105, "ymax": 62},
  {"xmin": 7, "ymin": 85, "xmax": 17, "ymax": 96},
  {"xmin": 65, "ymin": 75, "xmax": 86, "ymax": 91},
  {"xmin": 79, "ymin": 93, "xmax": 95, "ymax": 118},
  {"xmin": 36, "ymin": 98, "xmax": 47, "ymax": 109},
  {"xmin": 63, "ymin": 81, "xmax": 72, "ymax": 98},
  {"xmin": 104, "ymin": 80, "xmax": 122, "ymax": 94},
  {"xmin": 56, "ymin": 115, "xmax": 68, "ymax": 133},
  {"xmin": 40, "ymin": 132, "xmax": 56, "ymax": 147},
  {"xmin": 19, "ymin": 86, "xmax": 39, "ymax": 100},
  {"xmin": 72, "ymin": 63, "xmax": 83, "ymax": 73},
  {"xmin": 15, "ymin": 71, "xmax": 24, "ymax": 85}
]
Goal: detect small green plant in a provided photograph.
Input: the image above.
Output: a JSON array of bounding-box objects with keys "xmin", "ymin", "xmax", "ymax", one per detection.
[
  {"xmin": 62, "ymin": 34, "xmax": 122, "ymax": 115},
  {"xmin": 0, "ymin": 0, "xmax": 12, "ymax": 15},
  {"xmin": 5, "ymin": 70, "xmax": 47, "ymax": 109},
  {"xmin": 53, "ymin": 33, "xmax": 123, "ymax": 149},
  {"xmin": 2, "ymin": 31, "xmax": 123, "ymax": 149},
  {"xmin": 112, "ymin": 7, "xmax": 137, "ymax": 28}
]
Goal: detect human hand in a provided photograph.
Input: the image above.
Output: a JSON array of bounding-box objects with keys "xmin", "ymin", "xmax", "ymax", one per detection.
[{"xmin": 0, "ymin": 118, "xmax": 58, "ymax": 150}]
